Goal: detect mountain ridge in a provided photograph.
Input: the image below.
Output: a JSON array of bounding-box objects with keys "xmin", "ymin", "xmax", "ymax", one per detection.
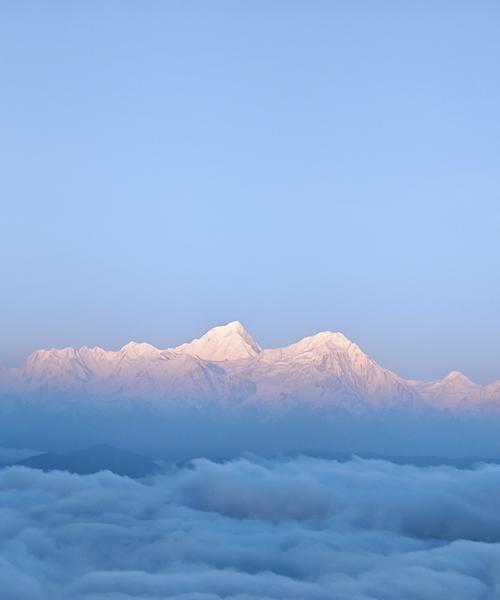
[{"xmin": 1, "ymin": 321, "xmax": 499, "ymax": 411}]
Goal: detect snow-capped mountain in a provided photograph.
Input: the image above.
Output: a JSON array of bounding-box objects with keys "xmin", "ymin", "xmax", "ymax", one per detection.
[{"xmin": 2, "ymin": 321, "xmax": 500, "ymax": 412}]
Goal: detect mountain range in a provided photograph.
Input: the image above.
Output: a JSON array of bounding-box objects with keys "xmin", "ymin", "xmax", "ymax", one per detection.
[{"xmin": 1, "ymin": 321, "xmax": 499, "ymax": 412}]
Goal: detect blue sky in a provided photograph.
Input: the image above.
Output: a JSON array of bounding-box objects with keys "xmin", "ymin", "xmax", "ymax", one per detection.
[{"xmin": 1, "ymin": 1, "xmax": 499, "ymax": 382}]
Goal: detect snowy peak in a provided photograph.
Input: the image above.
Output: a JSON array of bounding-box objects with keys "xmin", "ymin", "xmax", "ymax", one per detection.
[
  {"xmin": 25, "ymin": 347, "xmax": 79, "ymax": 372},
  {"xmin": 286, "ymin": 331, "xmax": 352, "ymax": 355},
  {"xmin": 119, "ymin": 341, "xmax": 161, "ymax": 358},
  {"xmin": 23, "ymin": 347, "xmax": 90, "ymax": 386},
  {"xmin": 409, "ymin": 369, "xmax": 483, "ymax": 409},
  {"xmin": 442, "ymin": 370, "xmax": 474, "ymax": 386},
  {"xmin": 262, "ymin": 330, "xmax": 357, "ymax": 364},
  {"xmin": 174, "ymin": 321, "xmax": 262, "ymax": 362}
]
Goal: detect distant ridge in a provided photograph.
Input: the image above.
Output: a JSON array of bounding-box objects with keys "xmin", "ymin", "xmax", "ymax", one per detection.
[{"xmin": 16, "ymin": 444, "xmax": 158, "ymax": 478}]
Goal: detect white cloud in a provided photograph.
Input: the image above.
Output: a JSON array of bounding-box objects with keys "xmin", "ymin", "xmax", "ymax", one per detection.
[{"xmin": 0, "ymin": 457, "xmax": 499, "ymax": 599}]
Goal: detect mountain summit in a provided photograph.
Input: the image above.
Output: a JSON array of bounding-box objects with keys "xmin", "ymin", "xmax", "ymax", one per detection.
[{"xmin": 174, "ymin": 321, "xmax": 262, "ymax": 362}]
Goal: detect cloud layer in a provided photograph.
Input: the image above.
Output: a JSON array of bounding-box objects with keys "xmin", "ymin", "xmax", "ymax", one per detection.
[{"xmin": 1, "ymin": 456, "xmax": 499, "ymax": 599}]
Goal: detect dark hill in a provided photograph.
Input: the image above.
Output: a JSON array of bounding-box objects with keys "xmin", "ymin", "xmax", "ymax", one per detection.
[{"xmin": 17, "ymin": 444, "xmax": 159, "ymax": 478}]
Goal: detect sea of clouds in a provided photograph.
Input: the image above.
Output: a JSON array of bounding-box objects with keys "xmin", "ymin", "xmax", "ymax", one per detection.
[{"xmin": 0, "ymin": 456, "xmax": 499, "ymax": 599}]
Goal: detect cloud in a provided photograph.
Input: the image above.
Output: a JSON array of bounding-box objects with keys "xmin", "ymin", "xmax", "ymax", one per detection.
[{"xmin": 0, "ymin": 457, "xmax": 499, "ymax": 599}]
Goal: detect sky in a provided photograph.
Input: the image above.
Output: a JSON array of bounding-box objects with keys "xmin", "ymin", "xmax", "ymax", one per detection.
[{"xmin": 1, "ymin": 1, "xmax": 499, "ymax": 383}]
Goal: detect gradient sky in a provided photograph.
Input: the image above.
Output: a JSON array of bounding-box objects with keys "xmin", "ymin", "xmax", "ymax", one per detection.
[{"xmin": 1, "ymin": 1, "xmax": 499, "ymax": 382}]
